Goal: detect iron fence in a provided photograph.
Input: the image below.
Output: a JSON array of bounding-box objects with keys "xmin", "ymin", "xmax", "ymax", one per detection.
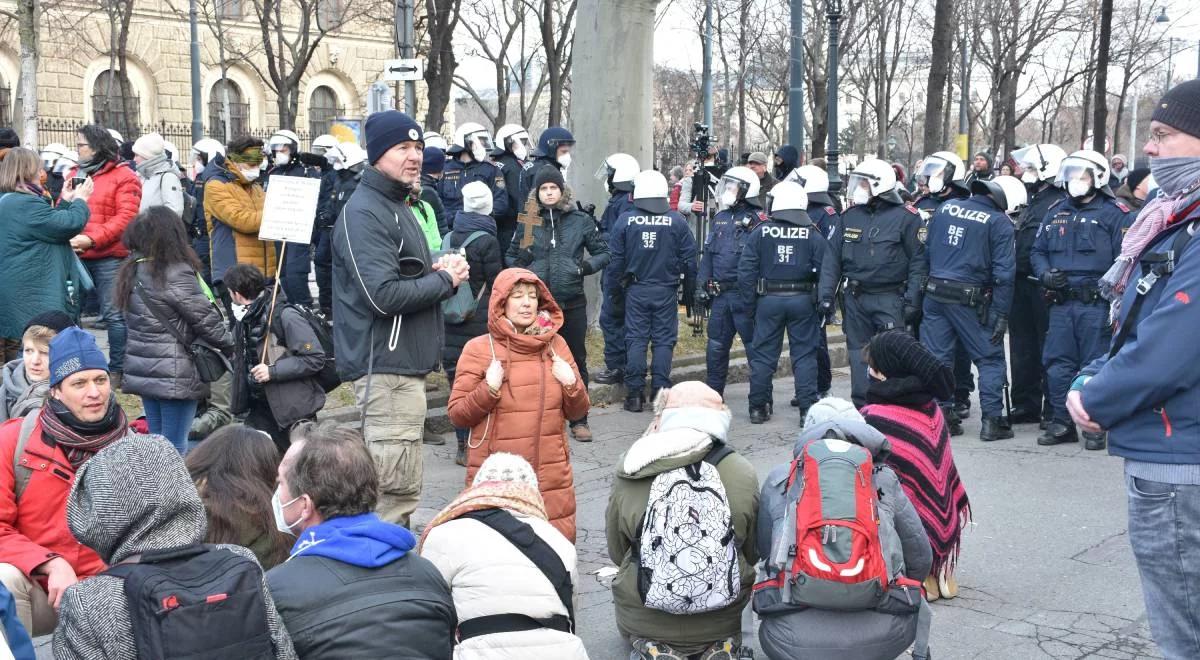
[{"xmin": 35, "ymin": 118, "xmax": 319, "ymax": 151}]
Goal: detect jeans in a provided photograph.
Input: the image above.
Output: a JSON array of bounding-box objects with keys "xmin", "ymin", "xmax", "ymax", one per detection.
[
  {"xmin": 142, "ymin": 398, "xmax": 199, "ymax": 454},
  {"xmin": 84, "ymin": 257, "xmax": 126, "ymax": 372},
  {"xmin": 1126, "ymin": 474, "xmax": 1200, "ymax": 659}
]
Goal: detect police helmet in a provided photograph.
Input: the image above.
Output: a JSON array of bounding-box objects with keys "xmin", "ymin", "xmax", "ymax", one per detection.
[
  {"xmin": 717, "ymin": 166, "xmax": 761, "ymax": 208},
  {"xmin": 107, "ymin": 128, "xmax": 124, "ymax": 144},
  {"xmin": 595, "ymin": 153, "xmax": 640, "ymax": 193},
  {"xmin": 916, "ymin": 151, "xmax": 965, "ymax": 194},
  {"xmin": 190, "ymin": 138, "xmax": 226, "ymax": 166},
  {"xmin": 494, "ymin": 123, "xmax": 532, "ymax": 157},
  {"xmin": 423, "ymin": 131, "xmax": 449, "ymax": 152},
  {"xmin": 1056, "ymin": 149, "xmax": 1110, "ymax": 190},
  {"xmin": 1011, "ymin": 144, "xmax": 1067, "ymax": 185},
  {"xmin": 535, "ymin": 126, "xmax": 575, "ymax": 158},
  {"xmin": 311, "ymin": 134, "xmax": 339, "ymax": 155},
  {"xmin": 326, "ymin": 142, "xmax": 367, "ymax": 171},
  {"xmin": 40, "ymin": 143, "xmax": 68, "ymax": 169},
  {"xmin": 55, "ymin": 150, "xmax": 79, "ymax": 174},
  {"xmin": 632, "ymin": 170, "xmax": 670, "ymax": 214},
  {"xmin": 846, "ymin": 159, "xmax": 899, "ymax": 200},
  {"xmin": 450, "ymin": 122, "xmax": 494, "ymax": 160},
  {"xmin": 162, "ymin": 140, "xmax": 180, "ymax": 166},
  {"xmin": 972, "ymin": 175, "xmax": 1028, "ymax": 216},
  {"xmin": 766, "ymin": 181, "xmax": 809, "ymax": 224}
]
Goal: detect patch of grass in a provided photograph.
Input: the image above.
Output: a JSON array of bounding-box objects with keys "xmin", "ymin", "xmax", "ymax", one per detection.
[
  {"xmin": 582, "ymin": 310, "xmax": 730, "ymax": 371},
  {"xmin": 116, "ymin": 391, "xmax": 143, "ymax": 418}
]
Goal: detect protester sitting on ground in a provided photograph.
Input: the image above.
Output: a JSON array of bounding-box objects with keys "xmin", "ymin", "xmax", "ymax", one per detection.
[
  {"xmin": 187, "ymin": 371, "xmax": 234, "ymax": 448},
  {"xmin": 0, "ymin": 147, "xmax": 92, "ymax": 362},
  {"xmin": 442, "ymin": 181, "xmax": 505, "ymax": 466},
  {"xmin": 604, "ymin": 381, "xmax": 759, "ymax": 660},
  {"xmin": 266, "ymin": 422, "xmax": 455, "ymax": 659},
  {"xmin": 224, "ymin": 264, "xmax": 326, "ymax": 454},
  {"xmin": 861, "ymin": 330, "xmax": 972, "ymax": 602},
  {"xmin": 420, "ymin": 452, "xmax": 588, "ymax": 659},
  {"xmin": 0, "ymin": 328, "xmax": 128, "ymax": 637},
  {"xmin": 52, "ymin": 434, "xmax": 296, "ymax": 659},
  {"xmin": 448, "ymin": 268, "xmax": 590, "ymax": 542},
  {"xmin": 115, "ymin": 207, "xmax": 233, "ymax": 454},
  {"xmin": 185, "ymin": 424, "xmax": 292, "ymax": 570},
  {"xmin": 0, "ymin": 311, "xmax": 74, "ymax": 420},
  {"xmin": 755, "ymin": 401, "xmax": 933, "ymax": 660}
]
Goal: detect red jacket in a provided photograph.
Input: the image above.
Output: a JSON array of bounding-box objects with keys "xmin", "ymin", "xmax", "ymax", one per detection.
[
  {"xmin": 0, "ymin": 417, "xmax": 106, "ymax": 580},
  {"xmin": 68, "ymin": 160, "xmax": 142, "ymax": 260}
]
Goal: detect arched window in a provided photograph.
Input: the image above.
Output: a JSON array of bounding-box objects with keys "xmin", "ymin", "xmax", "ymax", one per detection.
[
  {"xmin": 209, "ymin": 78, "xmax": 248, "ymax": 142},
  {"xmin": 91, "ymin": 70, "xmax": 139, "ymax": 138},
  {"xmin": 308, "ymin": 85, "xmax": 343, "ymax": 137},
  {"xmin": 0, "ymin": 75, "xmax": 10, "ymax": 128}
]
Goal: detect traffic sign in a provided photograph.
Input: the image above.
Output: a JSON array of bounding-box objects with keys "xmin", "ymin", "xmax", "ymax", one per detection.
[{"xmin": 384, "ymin": 58, "xmax": 424, "ymax": 82}]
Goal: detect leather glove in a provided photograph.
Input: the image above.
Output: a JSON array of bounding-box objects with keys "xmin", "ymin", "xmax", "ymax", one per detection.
[
  {"xmin": 1040, "ymin": 270, "xmax": 1068, "ymax": 290},
  {"xmin": 990, "ymin": 315, "xmax": 1009, "ymax": 346},
  {"xmin": 818, "ymin": 300, "xmax": 835, "ymax": 327},
  {"xmin": 515, "ymin": 248, "xmax": 535, "ymax": 266},
  {"xmin": 551, "ymin": 355, "xmax": 577, "ymax": 387},
  {"xmin": 903, "ymin": 303, "xmax": 921, "ymax": 325},
  {"xmin": 610, "ymin": 289, "xmax": 626, "ymax": 317},
  {"xmin": 485, "ymin": 359, "xmax": 504, "ymax": 392}
]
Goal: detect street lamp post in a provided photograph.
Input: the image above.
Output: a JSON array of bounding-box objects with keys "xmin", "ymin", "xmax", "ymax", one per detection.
[
  {"xmin": 1168, "ymin": 37, "xmax": 1176, "ymax": 89},
  {"xmin": 826, "ymin": 0, "xmax": 843, "ymax": 194},
  {"xmin": 789, "ymin": 0, "xmax": 805, "ymax": 157},
  {"xmin": 188, "ymin": 0, "xmax": 202, "ymax": 142}
]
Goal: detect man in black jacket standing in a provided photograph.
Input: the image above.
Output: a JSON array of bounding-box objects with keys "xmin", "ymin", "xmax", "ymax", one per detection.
[{"xmin": 332, "ymin": 110, "xmax": 470, "ymax": 527}]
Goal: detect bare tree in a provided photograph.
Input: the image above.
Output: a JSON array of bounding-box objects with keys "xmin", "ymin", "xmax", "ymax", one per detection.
[
  {"xmin": 524, "ymin": 0, "xmax": 575, "ymax": 126},
  {"xmin": 0, "ymin": 0, "xmax": 40, "ymax": 145},
  {"xmin": 452, "ymin": 0, "xmax": 548, "ymax": 131},
  {"xmin": 422, "ymin": 0, "xmax": 464, "ymax": 131},
  {"xmin": 922, "ymin": 0, "xmax": 954, "ymax": 152}
]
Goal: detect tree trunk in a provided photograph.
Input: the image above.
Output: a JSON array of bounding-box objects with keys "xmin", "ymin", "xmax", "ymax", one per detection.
[
  {"xmin": 16, "ymin": 0, "xmax": 39, "ymax": 146},
  {"xmin": 811, "ymin": 74, "xmax": 827, "ymax": 159},
  {"xmin": 941, "ymin": 48, "xmax": 953, "ymax": 153},
  {"xmin": 1092, "ymin": 0, "xmax": 1113, "ymax": 154},
  {"xmin": 923, "ymin": 0, "xmax": 954, "ymax": 154},
  {"xmin": 542, "ymin": 0, "xmax": 562, "ymax": 126},
  {"xmin": 423, "ymin": 0, "xmax": 461, "ymax": 131}
]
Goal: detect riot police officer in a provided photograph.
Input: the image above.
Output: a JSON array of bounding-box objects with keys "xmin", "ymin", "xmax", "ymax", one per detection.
[
  {"xmin": 519, "ymin": 126, "xmax": 575, "ymax": 204},
  {"xmin": 1008, "ymin": 143, "xmax": 1069, "ymax": 427},
  {"xmin": 594, "ymin": 153, "xmax": 641, "ymax": 386},
  {"xmin": 820, "ymin": 159, "xmax": 927, "ymax": 408},
  {"xmin": 697, "ymin": 166, "xmax": 764, "ymax": 396},
  {"xmin": 265, "ymin": 129, "xmax": 321, "ymax": 307},
  {"xmin": 922, "ymin": 176, "xmax": 1023, "ymax": 441},
  {"xmin": 740, "ymin": 181, "xmax": 828, "ymax": 422},
  {"xmin": 314, "ymin": 142, "xmax": 366, "ymax": 319},
  {"xmin": 438, "ymin": 123, "xmax": 509, "ymax": 221},
  {"xmin": 189, "ymin": 138, "xmax": 226, "ymax": 283},
  {"xmin": 1032, "ymin": 150, "xmax": 1133, "ymax": 449},
  {"xmin": 492, "ymin": 123, "xmax": 533, "ymax": 252},
  {"xmin": 790, "ymin": 164, "xmax": 840, "ymax": 399},
  {"xmin": 607, "ymin": 170, "xmax": 698, "ymax": 412}
]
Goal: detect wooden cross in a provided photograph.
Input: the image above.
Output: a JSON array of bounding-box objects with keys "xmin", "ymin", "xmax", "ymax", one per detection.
[{"xmin": 518, "ymin": 196, "xmax": 543, "ymax": 249}]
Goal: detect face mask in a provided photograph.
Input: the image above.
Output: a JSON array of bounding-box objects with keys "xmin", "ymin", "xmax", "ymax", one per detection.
[
  {"xmin": 471, "ymin": 144, "xmax": 488, "ymax": 163},
  {"xmin": 274, "ymin": 152, "xmax": 291, "ymax": 166},
  {"xmin": 1067, "ymin": 179, "xmax": 1092, "ymax": 199},
  {"xmin": 851, "ymin": 187, "xmax": 871, "ymax": 206},
  {"xmin": 271, "ymin": 487, "xmax": 303, "ymax": 535},
  {"xmin": 241, "ymin": 167, "xmax": 260, "ymax": 182},
  {"xmin": 928, "ymin": 175, "xmax": 945, "ymax": 194},
  {"xmin": 720, "ymin": 191, "xmax": 738, "ymax": 209},
  {"xmin": 557, "ymin": 152, "xmax": 572, "ymax": 172},
  {"xmin": 1150, "ymin": 157, "xmax": 1200, "ymax": 198},
  {"xmin": 512, "ymin": 143, "xmax": 528, "ymax": 161},
  {"xmin": 332, "ymin": 161, "xmax": 344, "ymax": 171},
  {"xmin": 1021, "ymin": 170, "xmax": 1039, "ymax": 184}
]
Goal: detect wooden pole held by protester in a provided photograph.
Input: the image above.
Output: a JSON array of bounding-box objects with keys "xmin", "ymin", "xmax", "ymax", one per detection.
[{"xmin": 261, "ymin": 242, "xmax": 286, "ymax": 364}]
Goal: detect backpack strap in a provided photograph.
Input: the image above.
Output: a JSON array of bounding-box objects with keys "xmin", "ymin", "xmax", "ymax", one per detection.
[
  {"xmin": 703, "ymin": 441, "xmax": 734, "ymax": 467},
  {"xmin": 1110, "ymin": 218, "xmax": 1199, "ymax": 357},
  {"xmin": 459, "ymin": 509, "xmax": 574, "ymax": 631},
  {"xmin": 12, "ymin": 411, "xmax": 40, "ymax": 501},
  {"xmin": 445, "ymin": 230, "xmax": 489, "ymax": 252}
]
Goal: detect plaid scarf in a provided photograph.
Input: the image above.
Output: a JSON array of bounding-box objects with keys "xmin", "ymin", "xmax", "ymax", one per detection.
[
  {"xmin": 417, "ymin": 480, "xmax": 547, "ymax": 551},
  {"xmin": 39, "ymin": 396, "xmax": 128, "ymax": 469}
]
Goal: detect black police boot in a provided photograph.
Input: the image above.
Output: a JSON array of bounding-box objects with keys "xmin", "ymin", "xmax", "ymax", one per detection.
[
  {"xmin": 940, "ymin": 404, "xmax": 964, "ymax": 437},
  {"xmin": 1083, "ymin": 431, "xmax": 1107, "ymax": 451},
  {"xmin": 1037, "ymin": 421, "xmax": 1079, "ymax": 446},
  {"xmin": 954, "ymin": 398, "xmax": 972, "ymax": 420},
  {"xmin": 790, "ymin": 398, "xmax": 799, "ymax": 407},
  {"xmin": 980, "ymin": 416, "xmax": 1014, "ymax": 442},
  {"xmin": 1008, "ymin": 405, "xmax": 1042, "ymax": 425},
  {"xmin": 624, "ymin": 392, "xmax": 645, "ymax": 413},
  {"xmin": 594, "ymin": 368, "xmax": 624, "ymax": 385},
  {"xmin": 750, "ymin": 406, "xmax": 771, "ymax": 424}
]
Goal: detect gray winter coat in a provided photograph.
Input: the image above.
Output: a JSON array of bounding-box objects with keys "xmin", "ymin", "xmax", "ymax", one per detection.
[
  {"xmin": 136, "ymin": 154, "xmax": 185, "ymax": 217},
  {"xmin": 756, "ymin": 418, "xmax": 931, "ymax": 660},
  {"xmin": 121, "ymin": 260, "xmax": 233, "ymax": 400},
  {"xmin": 0, "ymin": 360, "xmax": 48, "ymax": 420},
  {"xmin": 53, "ymin": 435, "xmax": 297, "ymax": 660}
]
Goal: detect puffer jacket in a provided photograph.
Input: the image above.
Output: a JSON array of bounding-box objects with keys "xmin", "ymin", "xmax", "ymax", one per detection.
[
  {"xmin": 53, "ymin": 435, "xmax": 296, "ymax": 659},
  {"xmin": 506, "ymin": 189, "xmax": 610, "ymax": 307},
  {"xmin": 331, "ymin": 166, "xmax": 455, "ymax": 382},
  {"xmin": 67, "ymin": 160, "xmax": 142, "ymax": 260},
  {"xmin": 755, "ymin": 418, "xmax": 932, "ymax": 660},
  {"xmin": 121, "ymin": 260, "xmax": 234, "ymax": 401},
  {"xmin": 0, "ymin": 360, "xmax": 48, "ymax": 420},
  {"xmin": 448, "ymin": 269, "xmax": 590, "ymax": 541},
  {"xmin": 135, "ymin": 153, "xmax": 184, "ymax": 216},
  {"xmin": 204, "ymin": 161, "xmax": 277, "ymax": 284},
  {"xmin": 0, "ymin": 191, "xmax": 89, "ymax": 337},
  {"xmin": 422, "ymin": 510, "xmax": 590, "ymax": 659},
  {"xmin": 442, "ymin": 211, "xmax": 505, "ymax": 376},
  {"xmin": 605, "ymin": 405, "xmax": 759, "ymax": 652}
]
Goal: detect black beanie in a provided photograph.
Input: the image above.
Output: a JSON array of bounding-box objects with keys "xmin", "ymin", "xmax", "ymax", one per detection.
[
  {"xmin": 365, "ymin": 110, "xmax": 424, "ymax": 165},
  {"xmin": 868, "ymin": 330, "xmax": 955, "ymax": 401},
  {"xmin": 533, "ymin": 165, "xmax": 565, "ymax": 196},
  {"xmin": 0, "ymin": 128, "xmax": 19, "ymax": 149},
  {"xmin": 1126, "ymin": 168, "xmax": 1152, "ymax": 193},
  {"xmin": 1152, "ymin": 80, "xmax": 1200, "ymax": 140},
  {"xmin": 24, "ymin": 310, "xmax": 75, "ymax": 334}
]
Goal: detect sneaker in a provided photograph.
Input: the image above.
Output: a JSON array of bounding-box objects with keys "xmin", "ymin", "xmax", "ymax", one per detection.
[
  {"xmin": 631, "ymin": 639, "xmax": 686, "ymax": 660},
  {"xmin": 570, "ymin": 423, "xmax": 593, "ymax": 442},
  {"xmin": 594, "ymin": 368, "xmax": 624, "ymax": 384},
  {"xmin": 699, "ymin": 638, "xmax": 738, "ymax": 660}
]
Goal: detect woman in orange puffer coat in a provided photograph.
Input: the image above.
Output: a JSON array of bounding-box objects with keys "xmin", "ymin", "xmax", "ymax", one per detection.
[{"xmin": 448, "ymin": 268, "xmax": 590, "ymax": 542}]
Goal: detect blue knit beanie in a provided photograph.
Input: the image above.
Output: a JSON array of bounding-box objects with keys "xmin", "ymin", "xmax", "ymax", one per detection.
[
  {"xmin": 421, "ymin": 146, "xmax": 446, "ymax": 175},
  {"xmin": 50, "ymin": 327, "xmax": 108, "ymax": 387},
  {"xmin": 365, "ymin": 110, "xmax": 424, "ymax": 165}
]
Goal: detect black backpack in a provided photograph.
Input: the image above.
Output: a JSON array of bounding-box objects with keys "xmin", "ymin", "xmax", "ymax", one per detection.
[
  {"xmin": 103, "ymin": 545, "xmax": 275, "ymax": 660},
  {"xmin": 272, "ymin": 304, "xmax": 341, "ymax": 392}
]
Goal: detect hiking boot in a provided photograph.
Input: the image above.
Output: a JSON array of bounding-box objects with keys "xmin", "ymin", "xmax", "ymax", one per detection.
[
  {"xmin": 698, "ymin": 638, "xmax": 738, "ymax": 660},
  {"xmin": 594, "ymin": 368, "xmax": 624, "ymax": 384},
  {"xmin": 570, "ymin": 423, "xmax": 593, "ymax": 442},
  {"xmin": 954, "ymin": 399, "xmax": 971, "ymax": 419},
  {"xmin": 749, "ymin": 406, "xmax": 771, "ymax": 424},
  {"xmin": 455, "ymin": 438, "xmax": 467, "ymax": 466},
  {"xmin": 632, "ymin": 639, "xmax": 686, "ymax": 660},
  {"xmin": 923, "ymin": 575, "xmax": 940, "ymax": 602},
  {"xmin": 979, "ymin": 416, "xmax": 1014, "ymax": 441},
  {"xmin": 422, "ymin": 425, "xmax": 446, "ymax": 445},
  {"xmin": 624, "ymin": 393, "xmax": 645, "ymax": 413},
  {"xmin": 1037, "ymin": 421, "xmax": 1078, "ymax": 446},
  {"xmin": 790, "ymin": 397, "xmax": 799, "ymax": 407},
  {"xmin": 1008, "ymin": 405, "xmax": 1042, "ymax": 424},
  {"xmin": 1083, "ymin": 431, "xmax": 1107, "ymax": 451}
]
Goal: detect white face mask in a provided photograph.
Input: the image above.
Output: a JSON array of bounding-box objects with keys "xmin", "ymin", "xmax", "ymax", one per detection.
[
  {"xmin": 851, "ymin": 187, "xmax": 871, "ymax": 205},
  {"xmin": 511, "ymin": 143, "xmax": 528, "ymax": 161},
  {"xmin": 928, "ymin": 175, "xmax": 945, "ymax": 194},
  {"xmin": 274, "ymin": 152, "xmax": 290, "ymax": 167},
  {"xmin": 271, "ymin": 487, "xmax": 303, "ymax": 535},
  {"xmin": 720, "ymin": 190, "xmax": 738, "ymax": 209},
  {"xmin": 1067, "ymin": 179, "xmax": 1092, "ymax": 199},
  {"xmin": 1021, "ymin": 170, "xmax": 1039, "ymax": 184},
  {"xmin": 241, "ymin": 167, "xmax": 260, "ymax": 182},
  {"xmin": 471, "ymin": 143, "xmax": 488, "ymax": 163},
  {"xmin": 557, "ymin": 152, "xmax": 572, "ymax": 172}
]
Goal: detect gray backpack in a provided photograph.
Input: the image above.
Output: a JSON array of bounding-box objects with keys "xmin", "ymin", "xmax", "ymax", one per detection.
[{"xmin": 441, "ymin": 231, "xmax": 488, "ymax": 324}]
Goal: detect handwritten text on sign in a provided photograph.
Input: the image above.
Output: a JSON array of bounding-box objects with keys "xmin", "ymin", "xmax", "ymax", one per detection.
[{"xmin": 259, "ymin": 175, "xmax": 322, "ymax": 243}]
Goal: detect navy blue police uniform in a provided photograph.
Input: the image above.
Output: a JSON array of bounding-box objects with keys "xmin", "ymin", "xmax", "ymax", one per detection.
[
  {"xmin": 313, "ymin": 167, "xmax": 362, "ymax": 317},
  {"xmin": 1009, "ymin": 182, "xmax": 1069, "ymax": 421},
  {"xmin": 819, "ymin": 198, "xmax": 927, "ymax": 408},
  {"xmin": 698, "ymin": 202, "xmax": 763, "ymax": 395},
  {"xmin": 740, "ymin": 209, "xmax": 829, "ymax": 413},
  {"xmin": 606, "ymin": 208, "xmax": 698, "ymax": 400},
  {"xmin": 807, "ymin": 196, "xmax": 840, "ymax": 397},
  {"xmin": 437, "ymin": 158, "xmax": 510, "ymax": 222},
  {"xmin": 920, "ymin": 194, "xmax": 1016, "ymax": 421},
  {"xmin": 598, "ymin": 190, "xmax": 638, "ymax": 377},
  {"xmin": 265, "ymin": 159, "xmax": 320, "ymax": 307},
  {"xmin": 493, "ymin": 150, "xmax": 525, "ymax": 254},
  {"xmin": 1031, "ymin": 193, "xmax": 1133, "ymax": 427}
]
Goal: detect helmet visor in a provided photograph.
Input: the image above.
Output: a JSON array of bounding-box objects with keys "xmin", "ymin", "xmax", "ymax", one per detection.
[
  {"xmin": 1055, "ymin": 161, "xmax": 1096, "ymax": 187},
  {"xmin": 468, "ymin": 133, "xmax": 494, "ymax": 153},
  {"xmin": 845, "ymin": 172, "xmax": 880, "ymax": 196},
  {"xmin": 916, "ymin": 159, "xmax": 947, "ymax": 185},
  {"xmin": 716, "ymin": 176, "xmax": 747, "ymax": 207}
]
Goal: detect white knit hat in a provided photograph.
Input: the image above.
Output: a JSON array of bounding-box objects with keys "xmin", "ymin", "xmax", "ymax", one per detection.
[
  {"xmin": 132, "ymin": 132, "xmax": 166, "ymax": 160},
  {"xmin": 471, "ymin": 452, "xmax": 539, "ymax": 489},
  {"xmin": 803, "ymin": 396, "xmax": 864, "ymax": 429},
  {"xmin": 461, "ymin": 180, "xmax": 493, "ymax": 216}
]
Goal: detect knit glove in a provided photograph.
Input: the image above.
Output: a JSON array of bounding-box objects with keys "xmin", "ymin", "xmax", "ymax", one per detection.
[
  {"xmin": 485, "ymin": 359, "xmax": 504, "ymax": 393},
  {"xmin": 551, "ymin": 355, "xmax": 576, "ymax": 387}
]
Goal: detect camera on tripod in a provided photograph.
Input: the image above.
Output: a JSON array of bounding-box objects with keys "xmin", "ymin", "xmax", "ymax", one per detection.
[{"xmin": 690, "ymin": 123, "xmax": 712, "ymax": 159}]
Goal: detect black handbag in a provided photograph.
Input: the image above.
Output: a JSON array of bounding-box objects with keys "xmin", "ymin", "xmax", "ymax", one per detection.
[{"xmin": 134, "ymin": 278, "xmax": 230, "ymax": 383}]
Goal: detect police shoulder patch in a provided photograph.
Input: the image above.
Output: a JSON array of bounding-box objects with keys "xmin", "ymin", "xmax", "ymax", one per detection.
[
  {"xmin": 904, "ymin": 204, "xmax": 920, "ymax": 215},
  {"xmin": 825, "ymin": 206, "xmax": 836, "ymax": 215},
  {"xmin": 1114, "ymin": 200, "xmax": 1130, "ymax": 213},
  {"xmin": 917, "ymin": 226, "xmax": 928, "ymax": 243}
]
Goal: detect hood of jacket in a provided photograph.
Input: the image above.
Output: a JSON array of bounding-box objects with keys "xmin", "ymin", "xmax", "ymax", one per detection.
[
  {"xmin": 2, "ymin": 358, "xmax": 32, "ymax": 398},
  {"xmin": 486, "ymin": 268, "xmax": 564, "ymax": 354},
  {"xmin": 794, "ymin": 417, "xmax": 891, "ymax": 459},
  {"xmin": 198, "ymin": 153, "xmax": 225, "ymax": 184},
  {"xmin": 289, "ymin": 512, "xmax": 415, "ymax": 567},
  {"xmin": 67, "ymin": 435, "xmax": 207, "ymax": 564},
  {"xmin": 135, "ymin": 153, "xmax": 175, "ymax": 179},
  {"xmin": 452, "ymin": 210, "xmax": 498, "ymax": 235},
  {"xmin": 530, "ymin": 185, "xmax": 576, "ymax": 214},
  {"xmin": 618, "ymin": 404, "xmax": 732, "ymax": 479}
]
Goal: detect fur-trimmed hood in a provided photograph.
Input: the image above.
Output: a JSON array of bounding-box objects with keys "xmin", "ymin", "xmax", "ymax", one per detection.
[{"xmin": 618, "ymin": 404, "xmax": 733, "ymax": 479}]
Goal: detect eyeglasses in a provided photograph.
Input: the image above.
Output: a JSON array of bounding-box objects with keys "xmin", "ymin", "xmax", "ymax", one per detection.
[
  {"xmin": 75, "ymin": 142, "xmax": 90, "ymax": 149},
  {"xmin": 1149, "ymin": 128, "xmax": 1176, "ymax": 145}
]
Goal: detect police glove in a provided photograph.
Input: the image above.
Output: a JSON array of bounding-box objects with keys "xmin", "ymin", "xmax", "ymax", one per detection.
[
  {"xmin": 990, "ymin": 315, "xmax": 1009, "ymax": 346},
  {"xmin": 818, "ymin": 300, "xmax": 835, "ymax": 327},
  {"xmin": 1040, "ymin": 270, "xmax": 1068, "ymax": 290},
  {"xmin": 903, "ymin": 303, "xmax": 921, "ymax": 325}
]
